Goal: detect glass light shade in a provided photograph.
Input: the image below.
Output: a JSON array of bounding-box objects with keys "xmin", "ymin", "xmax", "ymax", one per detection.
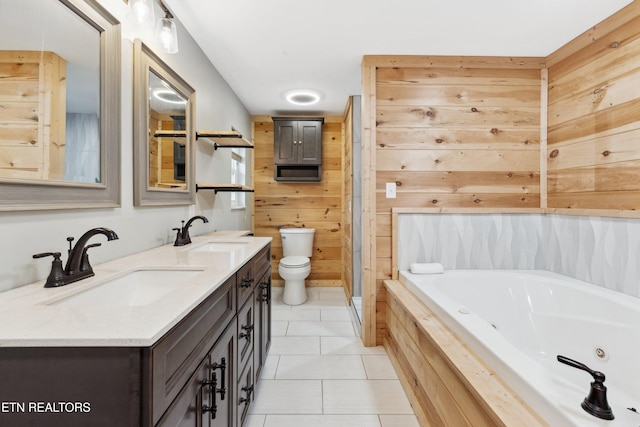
[
  {"xmin": 155, "ymin": 17, "xmax": 179, "ymax": 54},
  {"xmin": 128, "ymin": 0, "xmax": 155, "ymax": 27}
]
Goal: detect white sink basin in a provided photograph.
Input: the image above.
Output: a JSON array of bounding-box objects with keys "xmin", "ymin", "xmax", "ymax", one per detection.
[
  {"xmin": 188, "ymin": 240, "xmax": 249, "ymax": 253},
  {"xmin": 48, "ymin": 268, "xmax": 204, "ymax": 307}
]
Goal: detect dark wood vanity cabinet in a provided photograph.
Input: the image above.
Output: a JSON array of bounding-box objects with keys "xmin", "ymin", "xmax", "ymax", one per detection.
[
  {"xmin": 0, "ymin": 243, "xmax": 271, "ymax": 427},
  {"xmin": 156, "ymin": 245, "xmax": 271, "ymax": 427},
  {"xmin": 273, "ymin": 117, "xmax": 323, "ymax": 181}
]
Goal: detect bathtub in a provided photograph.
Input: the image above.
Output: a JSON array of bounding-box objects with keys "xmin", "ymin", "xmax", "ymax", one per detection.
[{"xmin": 399, "ymin": 269, "xmax": 640, "ymax": 427}]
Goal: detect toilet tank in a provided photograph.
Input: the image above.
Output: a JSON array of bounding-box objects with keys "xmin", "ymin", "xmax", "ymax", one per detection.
[{"xmin": 280, "ymin": 228, "xmax": 315, "ymax": 257}]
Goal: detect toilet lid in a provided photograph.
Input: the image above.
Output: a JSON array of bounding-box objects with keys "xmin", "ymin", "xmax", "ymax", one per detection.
[{"xmin": 280, "ymin": 256, "xmax": 310, "ymax": 268}]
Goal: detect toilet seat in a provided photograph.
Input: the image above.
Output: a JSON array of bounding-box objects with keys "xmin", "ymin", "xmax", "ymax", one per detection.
[{"xmin": 279, "ymin": 256, "xmax": 310, "ymax": 268}]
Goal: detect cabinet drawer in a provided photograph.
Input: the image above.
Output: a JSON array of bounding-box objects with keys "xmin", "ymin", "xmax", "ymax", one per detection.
[
  {"xmin": 236, "ymin": 260, "xmax": 254, "ymax": 307},
  {"xmin": 145, "ymin": 276, "xmax": 236, "ymax": 425},
  {"xmin": 253, "ymin": 246, "xmax": 271, "ymax": 281},
  {"xmin": 237, "ymin": 297, "xmax": 254, "ymax": 371}
]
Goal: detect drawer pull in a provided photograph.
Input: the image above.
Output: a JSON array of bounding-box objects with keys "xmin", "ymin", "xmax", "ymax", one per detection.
[
  {"xmin": 201, "ymin": 357, "xmax": 227, "ymax": 419},
  {"xmin": 240, "ymin": 277, "xmax": 253, "ymax": 288},
  {"xmin": 258, "ymin": 282, "xmax": 269, "ymax": 302},
  {"xmin": 240, "ymin": 324, "xmax": 254, "ymax": 340}
]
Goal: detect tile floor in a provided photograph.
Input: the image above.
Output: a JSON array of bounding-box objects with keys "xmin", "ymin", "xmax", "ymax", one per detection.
[{"xmin": 247, "ymin": 287, "xmax": 419, "ymax": 427}]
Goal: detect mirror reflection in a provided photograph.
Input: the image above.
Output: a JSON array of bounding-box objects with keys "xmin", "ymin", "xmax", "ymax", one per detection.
[
  {"xmin": 148, "ymin": 70, "xmax": 187, "ymax": 190},
  {"xmin": 133, "ymin": 39, "xmax": 194, "ymax": 206},
  {"xmin": 0, "ymin": 0, "xmax": 101, "ymax": 184}
]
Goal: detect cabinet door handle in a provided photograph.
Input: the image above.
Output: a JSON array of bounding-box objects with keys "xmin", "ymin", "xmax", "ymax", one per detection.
[
  {"xmin": 201, "ymin": 373, "xmax": 218, "ymax": 419},
  {"xmin": 240, "ymin": 384, "xmax": 254, "ymax": 405},
  {"xmin": 240, "ymin": 277, "xmax": 253, "ymax": 288},
  {"xmin": 212, "ymin": 357, "xmax": 227, "ymax": 401},
  {"xmin": 202, "ymin": 357, "xmax": 227, "ymax": 419}
]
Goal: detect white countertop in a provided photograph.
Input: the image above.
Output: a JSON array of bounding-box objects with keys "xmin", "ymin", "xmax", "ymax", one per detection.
[{"xmin": 0, "ymin": 232, "xmax": 271, "ymax": 347}]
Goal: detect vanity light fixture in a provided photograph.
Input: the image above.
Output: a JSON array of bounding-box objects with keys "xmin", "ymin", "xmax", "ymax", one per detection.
[
  {"xmin": 285, "ymin": 90, "xmax": 321, "ymax": 106},
  {"xmin": 156, "ymin": 3, "xmax": 179, "ymax": 54},
  {"xmin": 127, "ymin": 0, "xmax": 155, "ymax": 27}
]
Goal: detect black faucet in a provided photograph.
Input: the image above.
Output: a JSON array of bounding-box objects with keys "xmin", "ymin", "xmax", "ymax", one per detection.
[
  {"xmin": 557, "ymin": 355, "xmax": 614, "ymax": 420},
  {"xmin": 173, "ymin": 215, "xmax": 209, "ymax": 246},
  {"xmin": 33, "ymin": 227, "xmax": 119, "ymax": 288}
]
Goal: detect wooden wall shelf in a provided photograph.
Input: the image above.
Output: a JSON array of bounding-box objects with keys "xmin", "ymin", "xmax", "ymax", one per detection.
[
  {"xmin": 153, "ymin": 130, "xmax": 187, "ymax": 138},
  {"xmin": 196, "ymin": 184, "xmax": 255, "ymax": 194},
  {"xmin": 196, "ymin": 129, "xmax": 254, "ymax": 149}
]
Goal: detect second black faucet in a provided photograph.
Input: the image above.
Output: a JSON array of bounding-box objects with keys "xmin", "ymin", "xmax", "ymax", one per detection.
[{"xmin": 173, "ymin": 215, "xmax": 209, "ymax": 246}]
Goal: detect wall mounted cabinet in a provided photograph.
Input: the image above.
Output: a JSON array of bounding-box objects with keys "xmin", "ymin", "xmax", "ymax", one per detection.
[{"xmin": 273, "ymin": 117, "xmax": 323, "ymax": 181}]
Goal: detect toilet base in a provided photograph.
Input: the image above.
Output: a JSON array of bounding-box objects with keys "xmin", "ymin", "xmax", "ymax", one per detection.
[{"xmin": 283, "ymin": 279, "xmax": 307, "ymax": 305}]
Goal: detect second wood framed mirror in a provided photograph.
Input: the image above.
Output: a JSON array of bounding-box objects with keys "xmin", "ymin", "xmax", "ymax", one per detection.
[{"xmin": 133, "ymin": 39, "xmax": 195, "ymax": 206}]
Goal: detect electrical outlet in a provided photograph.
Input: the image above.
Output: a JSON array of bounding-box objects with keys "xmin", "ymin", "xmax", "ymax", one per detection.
[{"xmin": 386, "ymin": 182, "xmax": 396, "ymax": 198}]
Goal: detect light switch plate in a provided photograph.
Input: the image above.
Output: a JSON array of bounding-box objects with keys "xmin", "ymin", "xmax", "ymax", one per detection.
[{"xmin": 386, "ymin": 182, "xmax": 396, "ymax": 198}]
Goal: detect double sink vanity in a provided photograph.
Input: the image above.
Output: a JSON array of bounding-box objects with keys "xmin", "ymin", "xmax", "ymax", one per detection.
[{"xmin": 0, "ymin": 232, "xmax": 272, "ymax": 427}]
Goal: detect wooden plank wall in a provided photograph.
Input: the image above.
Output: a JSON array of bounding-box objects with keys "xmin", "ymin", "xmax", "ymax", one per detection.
[
  {"xmin": 547, "ymin": 2, "xmax": 640, "ymax": 211},
  {"xmin": 252, "ymin": 116, "xmax": 344, "ymax": 287},
  {"xmin": 362, "ymin": 56, "xmax": 545, "ymax": 345},
  {"xmin": 0, "ymin": 51, "xmax": 65, "ymax": 180}
]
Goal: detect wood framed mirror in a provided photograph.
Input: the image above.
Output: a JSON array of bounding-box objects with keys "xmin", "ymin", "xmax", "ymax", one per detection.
[
  {"xmin": 0, "ymin": 0, "xmax": 121, "ymax": 211},
  {"xmin": 133, "ymin": 39, "xmax": 195, "ymax": 206}
]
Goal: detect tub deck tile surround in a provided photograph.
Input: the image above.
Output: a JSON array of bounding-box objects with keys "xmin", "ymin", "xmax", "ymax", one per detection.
[{"xmin": 247, "ymin": 287, "xmax": 419, "ymax": 427}]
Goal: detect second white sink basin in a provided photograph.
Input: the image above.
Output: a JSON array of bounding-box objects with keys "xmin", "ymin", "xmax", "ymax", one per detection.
[
  {"xmin": 188, "ymin": 240, "xmax": 249, "ymax": 253},
  {"xmin": 48, "ymin": 268, "xmax": 204, "ymax": 307}
]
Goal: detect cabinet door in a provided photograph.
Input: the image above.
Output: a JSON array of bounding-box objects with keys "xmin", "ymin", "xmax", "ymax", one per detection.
[
  {"xmin": 297, "ymin": 120, "xmax": 322, "ymax": 164},
  {"xmin": 253, "ymin": 268, "xmax": 271, "ymax": 384},
  {"xmin": 209, "ymin": 322, "xmax": 236, "ymax": 427},
  {"xmin": 237, "ymin": 358, "xmax": 254, "ymax": 427},
  {"xmin": 155, "ymin": 354, "xmax": 209, "ymax": 427},
  {"xmin": 157, "ymin": 323, "xmax": 236, "ymax": 427},
  {"xmin": 273, "ymin": 119, "xmax": 298, "ymax": 165}
]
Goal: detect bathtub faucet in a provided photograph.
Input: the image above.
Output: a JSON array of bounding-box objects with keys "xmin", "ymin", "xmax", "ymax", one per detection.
[
  {"xmin": 556, "ymin": 355, "xmax": 614, "ymax": 420},
  {"xmin": 173, "ymin": 215, "xmax": 209, "ymax": 246}
]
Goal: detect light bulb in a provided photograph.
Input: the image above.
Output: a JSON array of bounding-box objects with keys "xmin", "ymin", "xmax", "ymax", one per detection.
[
  {"xmin": 128, "ymin": 0, "xmax": 155, "ymax": 27},
  {"xmin": 155, "ymin": 16, "xmax": 179, "ymax": 54}
]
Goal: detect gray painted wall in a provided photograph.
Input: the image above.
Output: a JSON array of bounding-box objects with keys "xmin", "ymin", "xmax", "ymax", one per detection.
[{"xmin": 0, "ymin": 0, "xmax": 252, "ymax": 292}]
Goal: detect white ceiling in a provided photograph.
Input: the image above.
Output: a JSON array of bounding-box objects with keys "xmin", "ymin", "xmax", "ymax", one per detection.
[{"xmin": 165, "ymin": 0, "xmax": 633, "ymax": 116}]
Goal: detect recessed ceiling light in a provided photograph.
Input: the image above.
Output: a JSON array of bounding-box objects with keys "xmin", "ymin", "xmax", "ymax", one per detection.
[
  {"xmin": 285, "ymin": 90, "xmax": 321, "ymax": 106},
  {"xmin": 152, "ymin": 88, "xmax": 186, "ymax": 104}
]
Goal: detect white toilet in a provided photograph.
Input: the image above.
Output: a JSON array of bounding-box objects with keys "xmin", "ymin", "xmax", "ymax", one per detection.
[{"xmin": 278, "ymin": 227, "xmax": 315, "ymax": 305}]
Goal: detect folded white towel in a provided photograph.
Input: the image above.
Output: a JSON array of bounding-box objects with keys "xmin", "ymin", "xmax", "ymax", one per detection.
[{"xmin": 410, "ymin": 263, "xmax": 444, "ymax": 274}]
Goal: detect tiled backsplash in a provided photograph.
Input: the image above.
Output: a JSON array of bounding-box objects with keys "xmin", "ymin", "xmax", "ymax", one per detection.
[{"xmin": 397, "ymin": 213, "xmax": 640, "ymax": 298}]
